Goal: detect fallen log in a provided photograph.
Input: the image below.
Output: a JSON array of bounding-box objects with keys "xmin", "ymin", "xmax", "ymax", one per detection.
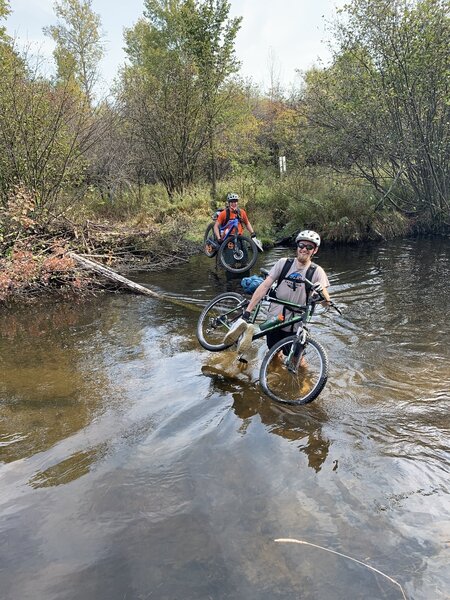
[
  {"xmin": 68, "ymin": 251, "xmax": 202, "ymax": 313},
  {"xmin": 69, "ymin": 251, "xmax": 162, "ymax": 298}
]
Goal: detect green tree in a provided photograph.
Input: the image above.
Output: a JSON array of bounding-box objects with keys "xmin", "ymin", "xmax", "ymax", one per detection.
[
  {"xmin": 0, "ymin": 0, "xmax": 10, "ymax": 39},
  {"xmin": 0, "ymin": 50, "xmax": 104, "ymax": 212},
  {"xmin": 182, "ymin": 0, "xmax": 241, "ymax": 197},
  {"xmin": 303, "ymin": 0, "xmax": 450, "ymax": 228},
  {"xmin": 120, "ymin": 0, "xmax": 241, "ymax": 197},
  {"xmin": 253, "ymin": 91, "xmax": 305, "ymax": 172},
  {"xmin": 44, "ymin": 0, "xmax": 104, "ymax": 105}
]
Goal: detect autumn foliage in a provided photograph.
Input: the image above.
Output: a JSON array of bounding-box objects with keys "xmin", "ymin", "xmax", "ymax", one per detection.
[{"xmin": 0, "ymin": 185, "xmax": 89, "ymax": 302}]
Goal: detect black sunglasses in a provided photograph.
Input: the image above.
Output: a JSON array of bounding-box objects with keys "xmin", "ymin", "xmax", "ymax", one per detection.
[{"xmin": 297, "ymin": 242, "xmax": 315, "ymax": 251}]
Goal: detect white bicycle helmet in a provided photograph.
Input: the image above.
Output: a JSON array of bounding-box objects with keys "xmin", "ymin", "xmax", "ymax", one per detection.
[
  {"xmin": 226, "ymin": 192, "xmax": 239, "ymax": 202},
  {"xmin": 296, "ymin": 229, "xmax": 321, "ymax": 247}
]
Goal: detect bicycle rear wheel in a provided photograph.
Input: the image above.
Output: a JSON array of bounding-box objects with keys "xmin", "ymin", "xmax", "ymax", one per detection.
[
  {"xmin": 197, "ymin": 292, "xmax": 246, "ymax": 351},
  {"xmin": 203, "ymin": 223, "xmax": 218, "ymax": 257},
  {"xmin": 259, "ymin": 335, "xmax": 328, "ymax": 405},
  {"xmin": 218, "ymin": 235, "xmax": 258, "ymax": 274}
]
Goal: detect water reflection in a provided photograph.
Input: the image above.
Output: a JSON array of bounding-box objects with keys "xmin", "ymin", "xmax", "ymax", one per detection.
[
  {"xmin": 1, "ymin": 238, "xmax": 449, "ymax": 600},
  {"xmin": 201, "ymin": 354, "xmax": 331, "ymax": 473},
  {"xmin": 234, "ymin": 392, "xmax": 331, "ymax": 472},
  {"xmin": 29, "ymin": 446, "xmax": 108, "ymax": 488},
  {"xmin": 0, "ymin": 300, "xmax": 122, "ymax": 481}
]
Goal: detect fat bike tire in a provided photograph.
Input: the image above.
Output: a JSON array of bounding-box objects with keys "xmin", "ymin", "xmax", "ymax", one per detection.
[
  {"xmin": 259, "ymin": 335, "xmax": 329, "ymax": 405},
  {"xmin": 197, "ymin": 292, "xmax": 247, "ymax": 351},
  {"xmin": 218, "ymin": 235, "xmax": 258, "ymax": 274}
]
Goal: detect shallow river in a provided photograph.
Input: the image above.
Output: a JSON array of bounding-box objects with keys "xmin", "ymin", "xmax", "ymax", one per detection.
[{"xmin": 1, "ymin": 238, "xmax": 449, "ymax": 600}]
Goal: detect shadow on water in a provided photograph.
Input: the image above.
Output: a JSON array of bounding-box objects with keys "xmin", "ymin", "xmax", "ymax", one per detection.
[{"xmin": 0, "ymin": 301, "xmax": 114, "ymax": 466}]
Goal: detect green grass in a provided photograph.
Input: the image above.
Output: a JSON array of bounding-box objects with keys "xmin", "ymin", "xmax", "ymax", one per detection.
[{"xmin": 72, "ymin": 167, "xmax": 413, "ymax": 246}]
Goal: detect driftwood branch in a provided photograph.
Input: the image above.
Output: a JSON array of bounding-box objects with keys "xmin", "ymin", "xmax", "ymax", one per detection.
[
  {"xmin": 68, "ymin": 251, "xmax": 202, "ymax": 314},
  {"xmin": 69, "ymin": 252, "xmax": 162, "ymax": 298}
]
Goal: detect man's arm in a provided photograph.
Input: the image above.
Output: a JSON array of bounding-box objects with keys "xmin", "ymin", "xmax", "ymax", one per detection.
[
  {"xmin": 310, "ymin": 266, "xmax": 331, "ymax": 305},
  {"xmin": 243, "ymin": 275, "xmax": 275, "ymax": 318},
  {"xmin": 311, "ymin": 279, "xmax": 331, "ymax": 305},
  {"xmin": 245, "ymin": 220, "xmax": 255, "ymax": 236},
  {"xmin": 321, "ymin": 287, "xmax": 331, "ymax": 304}
]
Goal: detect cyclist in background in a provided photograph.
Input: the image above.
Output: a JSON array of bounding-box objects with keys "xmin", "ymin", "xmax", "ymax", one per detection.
[{"xmin": 213, "ymin": 193, "xmax": 257, "ymax": 242}]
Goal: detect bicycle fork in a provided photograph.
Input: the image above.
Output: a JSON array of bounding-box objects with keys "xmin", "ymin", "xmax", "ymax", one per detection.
[
  {"xmin": 231, "ymin": 235, "xmax": 244, "ymax": 261},
  {"xmin": 286, "ymin": 328, "xmax": 307, "ymax": 372}
]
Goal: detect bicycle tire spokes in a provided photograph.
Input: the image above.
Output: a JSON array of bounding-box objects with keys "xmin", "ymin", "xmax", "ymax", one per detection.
[
  {"xmin": 197, "ymin": 292, "xmax": 246, "ymax": 351},
  {"xmin": 260, "ymin": 336, "xmax": 328, "ymax": 405},
  {"xmin": 218, "ymin": 235, "xmax": 258, "ymax": 274}
]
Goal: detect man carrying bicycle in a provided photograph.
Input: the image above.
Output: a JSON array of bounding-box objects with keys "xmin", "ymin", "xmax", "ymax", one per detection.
[
  {"xmin": 224, "ymin": 230, "xmax": 332, "ymax": 351},
  {"xmin": 213, "ymin": 193, "xmax": 258, "ymax": 244}
]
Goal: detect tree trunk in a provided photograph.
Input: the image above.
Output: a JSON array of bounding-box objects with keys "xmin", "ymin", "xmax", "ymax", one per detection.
[{"xmin": 69, "ymin": 252, "xmax": 161, "ymax": 297}]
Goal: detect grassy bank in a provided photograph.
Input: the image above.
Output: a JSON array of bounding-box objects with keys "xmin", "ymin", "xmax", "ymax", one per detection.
[
  {"xmin": 0, "ymin": 171, "xmax": 418, "ymax": 304},
  {"xmin": 75, "ymin": 168, "xmax": 413, "ymax": 245}
]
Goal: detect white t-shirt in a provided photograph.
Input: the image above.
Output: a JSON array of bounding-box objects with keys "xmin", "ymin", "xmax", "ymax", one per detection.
[{"xmin": 266, "ymin": 257, "xmax": 330, "ymax": 331}]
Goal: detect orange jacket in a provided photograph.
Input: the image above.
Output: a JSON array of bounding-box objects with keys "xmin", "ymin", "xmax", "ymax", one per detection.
[{"xmin": 216, "ymin": 207, "xmax": 250, "ymax": 236}]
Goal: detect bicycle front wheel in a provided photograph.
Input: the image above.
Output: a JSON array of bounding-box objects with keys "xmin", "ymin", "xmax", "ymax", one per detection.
[
  {"xmin": 259, "ymin": 335, "xmax": 329, "ymax": 405},
  {"xmin": 197, "ymin": 292, "xmax": 247, "ymax": 351},
  {"xmin": 218, "ymin": 235, "xmax": 258, "ymax": 274}
]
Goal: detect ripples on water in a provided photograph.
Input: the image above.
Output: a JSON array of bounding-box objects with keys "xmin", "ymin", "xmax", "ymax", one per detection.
[{"xmin": 0, "ymin": 238, "xmax": 449, "ymax": 600}]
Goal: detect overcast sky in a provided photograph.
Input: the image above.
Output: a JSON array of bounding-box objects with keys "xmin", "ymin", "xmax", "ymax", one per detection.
[{"xmin": 5, "ymin": 0, "xmax": 345, "ymax": 93}]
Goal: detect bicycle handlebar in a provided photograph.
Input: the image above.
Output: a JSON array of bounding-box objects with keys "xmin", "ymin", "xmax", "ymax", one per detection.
[
  {"xmin": 328, "ymin": 300, "xmax": 342, "ymax": 315},
  {"xmin": 307, "ymin": 285, "xmax": 342, "ymax": 315}
]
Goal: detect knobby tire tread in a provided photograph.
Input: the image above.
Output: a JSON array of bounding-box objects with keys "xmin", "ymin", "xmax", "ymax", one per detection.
[
  {"xmin": 218, "ymin": 235, "xmax": 258, "ymax": 274},
  {"xmin": 203, "ymin": 223, "xmax": 218, "ymax": 258}
]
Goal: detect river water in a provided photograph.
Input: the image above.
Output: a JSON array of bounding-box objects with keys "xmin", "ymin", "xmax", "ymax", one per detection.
[{"xmin": 0, "ymin": 238, "xmax": 449, "ymax": 600}]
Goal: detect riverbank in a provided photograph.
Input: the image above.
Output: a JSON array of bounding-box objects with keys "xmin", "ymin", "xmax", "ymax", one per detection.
[
  {"xmin": 0, "ymin": 214, "xmax": 198, "ymax": 305},
  {"xmin": 1, "ymin": 176, "xmax": 444, "ymax": 306}
]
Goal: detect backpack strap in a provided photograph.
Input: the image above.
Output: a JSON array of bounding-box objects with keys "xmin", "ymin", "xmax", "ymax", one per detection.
[
  {"xmin": 275, "ymin": 258, "xmax": 294, "ymax": 291},
  {"xmin": 275, "ymin": 259, "xmax": 317, "ymax": 295},
  {"xmin": 225, "ymin": 206, "xmax": 241, "ymax": 223},
  {"xmin": 304, "ymin": 262, "xmax": 318, "ymax": 300},
  {"xmin": 277, "ymin": 260, "xmax": 318, "ymax": 331}
]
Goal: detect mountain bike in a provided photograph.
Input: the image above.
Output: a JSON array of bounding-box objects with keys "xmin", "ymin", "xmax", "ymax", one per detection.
[
  {"xmin": 197, "ymin": 271, "xmax": 342, "ymax": 405},
  {"xmin": 202, "ymin": 214, "xmax": 259, "ymax": 274}
]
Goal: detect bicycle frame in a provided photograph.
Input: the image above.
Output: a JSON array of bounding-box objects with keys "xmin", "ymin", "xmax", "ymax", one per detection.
[
  {"xmin": 219, "ymin": 217, "xmax": 240, "ymax": 241},
  {"xmin": 218, "ymin": 293, "xmax": 316, "ymax": 342},
  {"xmin": 249, "ymin": 296, "xmax": 313, "ymax": 341}
]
